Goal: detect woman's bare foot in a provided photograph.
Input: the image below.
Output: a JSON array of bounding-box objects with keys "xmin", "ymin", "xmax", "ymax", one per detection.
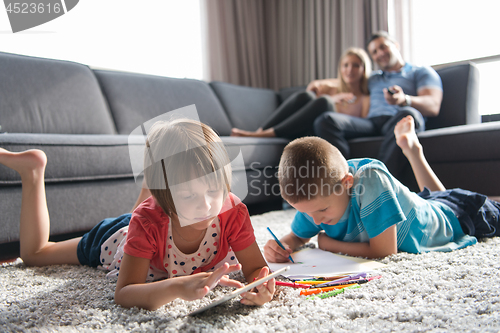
[
  {"xmin": 230, "ymin": 128, "xmax": 248, "ymax": 137},
  {"xmin": 0, "ymin": 148, "xmax": 47, "ymax": 179},
  {"xmin": 394, "ymin": 116, "xmax": 421, "ymax": 157},
  {"xmin": 230, "ymin": 128, "xmax": 276, "ymax": 138}
]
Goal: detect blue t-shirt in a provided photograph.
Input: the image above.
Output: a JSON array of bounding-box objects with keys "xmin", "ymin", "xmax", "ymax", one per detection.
[
  {"xmin": 291, "ymin": 158, "xmax": 477, "ymax": 254},
  {"xmin": 367, "ymin": 63, "xmax": 442, "ymax": 118}
]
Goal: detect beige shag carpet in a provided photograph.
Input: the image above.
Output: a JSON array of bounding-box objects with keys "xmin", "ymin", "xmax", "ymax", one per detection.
[{"xmin": 1, "ymin": 209, "xmax": 500, "ymax": 332}]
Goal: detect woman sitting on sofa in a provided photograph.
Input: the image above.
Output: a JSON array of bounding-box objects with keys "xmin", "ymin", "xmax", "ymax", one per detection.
[{"xmin": 230, "ymin": 47, "xmax": 371, "ymax": 139}]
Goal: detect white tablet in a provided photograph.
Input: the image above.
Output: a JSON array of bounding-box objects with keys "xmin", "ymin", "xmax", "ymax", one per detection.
[{"xmin": 187, "ymin": 266, "xmax": 289, "ymax": 316}]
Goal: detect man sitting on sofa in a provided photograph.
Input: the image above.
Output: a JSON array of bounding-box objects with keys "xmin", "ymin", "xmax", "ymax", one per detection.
[{"xmin": 314, "ymin": 31, "xmax": 443, "ymax": 178}]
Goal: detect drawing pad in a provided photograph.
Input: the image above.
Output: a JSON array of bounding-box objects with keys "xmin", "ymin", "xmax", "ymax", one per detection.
[
  {"xmin": 268, "ymin": 248, "xmax": 385, "ymax": 279},
  {"xmin": 187, "ymin": 266, "xmax": 289, "ymax": 316}
]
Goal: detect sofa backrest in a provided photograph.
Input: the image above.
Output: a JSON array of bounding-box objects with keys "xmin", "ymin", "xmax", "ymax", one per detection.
[
  {"xmin": 278, "ymin": 85, "xmax": 307, "ymax": 104},
  {"xmin": 426, "ymin": 62, "xmax": 480, "ymax": 130},
  {"xmin": 0, "ymin": 52, "xmax": 116, "ymax": 134},
  {"xmin": 94, "ymin": 70, "xmax": 233, "ymax": 136},
  {"xmin": 210, "ymin": 81, "xmax": 280, "ymax": 131}
]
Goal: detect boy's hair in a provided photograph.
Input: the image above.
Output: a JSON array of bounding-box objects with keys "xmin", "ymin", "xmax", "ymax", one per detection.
[
  {"xmin": 337, "ymin": 47, "xmax": 372, "ymax": 96},
  {"xmin": 143, "ymin": 119, "xmax": 231, "ymax": 217},
  {"xmin": 278, "ymin": 136, "xmax": 348, "ymax": 204}
]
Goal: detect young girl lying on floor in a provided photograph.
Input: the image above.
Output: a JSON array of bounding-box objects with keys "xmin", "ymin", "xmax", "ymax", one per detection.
[{"xmin": 0, "ymin": 119, "xmax": 275, "ymax": 310}]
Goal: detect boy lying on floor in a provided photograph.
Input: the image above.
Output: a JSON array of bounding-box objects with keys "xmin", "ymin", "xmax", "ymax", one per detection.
[{"xmin": 264, "ymin": 116, "xmax": 500, "ymax": 261}]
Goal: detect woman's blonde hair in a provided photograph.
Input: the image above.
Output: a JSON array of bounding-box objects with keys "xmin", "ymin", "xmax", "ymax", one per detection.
[
  {"xmin": 143, "ymin": 119, "xmax": 231, "ymax": 217},
  {"xmin": 337, "ymin": 47, "xmax": 372, "ymax": 95}
]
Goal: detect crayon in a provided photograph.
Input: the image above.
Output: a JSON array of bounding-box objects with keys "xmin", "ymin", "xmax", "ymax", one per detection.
[
  {"xmin": 300, "ymin": 283, "xmax": 358, "ymax": 296},
  {"xmin": 312, "ymin": 275, "xmax": 348, "ymax": 281},
  {"xmin": 275, "ymin": 281, "xmax": 311, "ymax": 288},
  {"xmin": 307, "ymin": 285, "xmax": 360, "ymax": 300},
  {"xmin": 294, "ymin": 280, "xmax": 335, "ymax": 285},
  {"xmin": 322, "ymin": 272, "xmax": 367, "ymax": 284},
  {"xmin": 315, "ymin": 275, "xmax": 381, "ymax": 288}
]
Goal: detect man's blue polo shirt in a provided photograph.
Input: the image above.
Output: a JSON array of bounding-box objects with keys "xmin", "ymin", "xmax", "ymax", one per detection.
[{"xmin": 368, "ymin": 63, "xmax": 442, "ymax": 118}]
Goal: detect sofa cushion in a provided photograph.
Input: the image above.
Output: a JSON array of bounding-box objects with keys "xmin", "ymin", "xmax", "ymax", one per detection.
[
  {"xmin": 210, "ymin": 81, "xmax": 280, "ymax": 131},
  {"xmin": 94, "ymin": 70, "xmax": 233, "ymax": 136},
  {"xmin": 0, "ymin": 52, "xmax": 115, "ymax": 135},
  {"xmin": 0, "ymin": 180, "xmax": 140, "ymax": 244},
  {"xmin": 0, "ymin": 133, "xmax": 141, "ymax": 184}
]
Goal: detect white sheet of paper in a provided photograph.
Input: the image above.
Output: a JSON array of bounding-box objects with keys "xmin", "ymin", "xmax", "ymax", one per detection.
[{"xmin": 267, "ymin": 248, "xmax": 385, "ymax": 279}]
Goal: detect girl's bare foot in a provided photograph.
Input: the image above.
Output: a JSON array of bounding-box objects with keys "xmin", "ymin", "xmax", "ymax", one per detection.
[
  {"xmin": 394, "ymin": 116, "xmax": 421, "ymax": 156},
  {"xmin": 1, "ymin": 148, "xmax": 79, "ymax": 266},
  {"xmin": 0, "ymin": 148, "xmax": 47, "ymax": 179},
  {"xmin": 230, "ymin": 128, "xmax": 276, "ymax": 138}
]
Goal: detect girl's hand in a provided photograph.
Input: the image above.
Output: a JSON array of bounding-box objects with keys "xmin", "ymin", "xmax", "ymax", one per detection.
[
  {"xmin": 177, "ymin": 263, "xmax": 244, "ymax": 301},
  {"xmin": 240, "ymin": 266, "xmax": 275, "ymax": 306}
]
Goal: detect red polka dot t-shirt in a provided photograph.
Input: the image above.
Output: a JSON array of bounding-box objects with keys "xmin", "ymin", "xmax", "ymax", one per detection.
[{"xmin": 99, "ymin": 193, "xmax": 254, "ymax": 281}]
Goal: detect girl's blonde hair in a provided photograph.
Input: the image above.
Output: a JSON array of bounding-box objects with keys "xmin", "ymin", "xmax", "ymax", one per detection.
[
  {"xmin": 337, "ymin": 47, "xmax": 372, "ymax": 95},
  {"xmin": 143, "ymin": 119, "xmax": 231, "ymax": 217}
]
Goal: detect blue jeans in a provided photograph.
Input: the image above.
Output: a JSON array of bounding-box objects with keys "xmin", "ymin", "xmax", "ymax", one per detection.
[
  {"xmin": 418, "ymin": 187, "xmax": 500, "ymax": 238},
  {"xmin": 76, "ymin": 213, "xmax": 132, "ymax": 267}
]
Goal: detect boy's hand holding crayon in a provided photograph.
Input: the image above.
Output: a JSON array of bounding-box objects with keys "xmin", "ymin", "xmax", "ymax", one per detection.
[
  {"xmin": 263, "ymin": 238, "xmax": 294, "ymax": 263},
  {"xmin": 264, "ymin": 227, "xmax": 296, "ymax": 263},
  {"xmin": 263, "ymin": 228, "xmax": 309, "ymax": 263}
]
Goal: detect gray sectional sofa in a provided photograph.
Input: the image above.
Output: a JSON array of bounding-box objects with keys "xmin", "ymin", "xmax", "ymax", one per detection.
[{"xmin": 1, "ymin": 51, "xmax": 499, "ymax": 259}]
